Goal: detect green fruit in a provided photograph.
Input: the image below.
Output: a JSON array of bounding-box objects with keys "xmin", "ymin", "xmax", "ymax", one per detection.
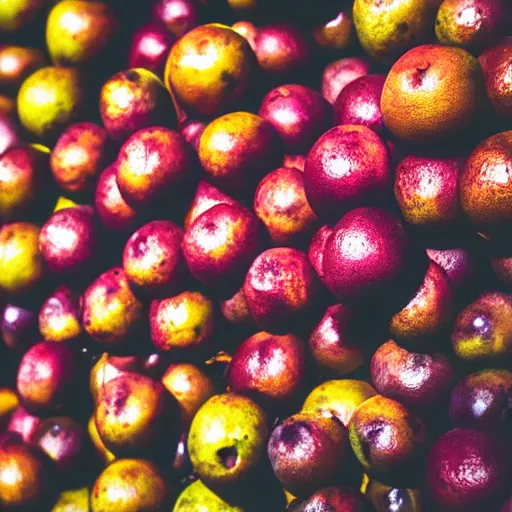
[
  {"xmin": 17, "ymin": 66, "xmax": 84, "ymax": 139},
  {"xmin": 173, "ymin": 480, "xmax": 245, "ymax": 512},
  {"xmin": 187, "ymin": 394, "xmax": 268, "ymax": 488},
  {"xmin": 51, "ymin": 487, "xmax": 89, "ymax": 512}
]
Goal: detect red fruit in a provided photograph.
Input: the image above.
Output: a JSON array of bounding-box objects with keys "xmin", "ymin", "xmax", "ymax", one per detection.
[
  {"xmin": 6, "ymin": 406, "xmax": 42, "ymax": 444},
  {"xmin": 292, "ymin": 487, "xmax": 367, "ymax": 512},
  {"xmin": 259, "ymin": 84, "xmax": 332, "ymax": 154},
  {"xmin": 308, "ymin": 225, "xmax": 333, "ymax": 283},
  {"xmin": 219, "ymin": 287, "xmax": 253, "ymax": 326},
  {"xmin": 232, "ymin": 21, "xmax": 258, "ymax": 51},
  {"xmin": 304, "ymin": 125, "xmax": 391, "ymax": 220},
  {"xmin": 1, "ymin": 304, "xmax": 38, "ymax": 351},
  {"xmin": 321, "ymin": 57, "xmax": 371, "ymax": 105},
  {"xmin": 427, "ymin": 247, "xmax": 474, "ymax": 289},
  {"xmin": 152, "ymin": 0, "xmax": 198, "ymax": 37},
  {"xmin": 0, "ymin": 115, "xmax": 20, "ymax": 157},
  {"xmin": 179, "ymin": 119, "xmax": 205, "ymax": 151}
]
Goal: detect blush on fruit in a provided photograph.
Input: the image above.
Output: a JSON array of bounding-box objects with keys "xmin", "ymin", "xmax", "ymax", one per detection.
[
  {"xmin": 321, "ymin": 57, "xmax": 371, "ymax": 105},
  {"xmin": 0, "ymin": 114, "xmax": 20, "ymax": 156},
  {"xmin": 0, "ymin": 45, "xmax": 46, "ymax": 93},
  {"xmin": 307, "ymin": 224, "xmax": 333, "ymax": 284},
  {"xmin": 179, "ymin": 118, "xmax": 206, "ymax": 151},
  {"xmin": 232, "ymin": 21, "xmax": 258, "ymax": 51},
  {"xmin": 152, "ymin": 0, "xmax": 198, "ymax": 37},
  {"xmin": 6, "ymin": 405, "xmax": 42, "ymax": 444},
  {"xmin": 1, "ymin": 304, "xmax": 38, "ymax": 351},
  {"xmin": 426, "ymin": 247, "xmax": 475, "ymax": 290}
]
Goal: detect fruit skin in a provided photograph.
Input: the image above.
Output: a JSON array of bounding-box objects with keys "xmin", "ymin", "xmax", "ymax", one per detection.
[
  {"xmin": 381, "ymin": 44, "xmax": 484, "ymax": 142},
  {"xmin": 51, "ymin": 486, "xmax": 89, "ymax": 512},
  {"xmin": 0, "ymin": 222, "xmax": 43, "ymax": 296},
  {"xmin": 50, "ymin": 122, "xmax": 111, "ymax": 194},
  {"xmin": 348, "ymin": 395, "xmax": 427, "ymax": 483},
  {"xmin": 479, "ymin": 38, "xmax": 512, "ymax": 119},
  {"xmin": 123, "ymin": 220, "xmax": 185, "ymax": 296},
  {"xmin": 333, "ymin": 75, "xmax": 386, "ymax": 135},
  {"xmin": 165, "ymin": 23, "xmax": 256, "ymax": 116},
  {"xmin": 150, "ymin": 291, "xmax": 214, "ymax": 352},
  {"xmin": 161, "ymin": 363, "xmax": 215, "ymax": 428},
  {"xmin": 322, "ymin": 208, "xmax": 412, "ymax": 304},
  {"xmin": 0, "ymin": 0, "xmax": 47, "ymax": 32},
  {"xmin": 82, "ymin": 267, "xmax": 143, "ymax": 345},
  {"xmin": 227, "ymin": 332, "xmax": 306, "ymax": 405},
  {"xmin": 128, "ymin": 23, "xmax": 175, "ymax": 76},
  {"xmin": 100, "ymin": 68, "xmax": 175, "ymax": 141},
  {"xmin": 244, "ymin": 247, "xmax": 318, "ymax": 333},
  {"xmin": 394, "ymin": 155, "xmax": 463, "ymax": 228},
  {"xmin": 449, "ymin": 368, "xmax": 512, "ymax": 430},
  {"xmin": 0, "ymin": 388, "xmax": 18, "ymax": 429},
  {"xmin": 389, "ymin": 261, "xmax": 453, "ymax": 343},
  {"xmin": 232, "ymin": 21, "xmax": 258, "ymax": 51},
  {"xmin": 7, "ymin": 405, "xmax": 42, "ymax": 445},
  {"xmin": 313, "ymin": 10, "xmax": 354, "ymax": 51},
  {"xmin": 370, "ymin": 340, "xmax": 455, "ymax": 409},
  {"xmin": 426, "ymin": 428, "xmax": 510, "ymax": 511},
  {"xmin": 46, "ymin": 0, "xmax": 118, "ymax": 66},
  {"xmin": 452, "ymin": 291, "xmax": 512, "ymax": 363},
  {"xmin": 321, "ymin": 57, "xmax": 371, "ymax": 105},
  {"xmin": 0, "ymin": 115, "xmax": 20, "ymax": 156},
  {"xmin": 198, "ymin": 111, "xmax": 281, "ymax": 194},
  {"xmin": 362, "ymin": 478, "xmax": 424, "ymax": 512},
  {"xmin": 38, "ymin": 285, "xmax": 82, "ymax": 342},
  {"xmin": 116, "ymin": 126, "xmax": 191, "ymax": 207},
  {"xmin": 152, "ymin": 0, "xmax": 198, "ymax": 38},
  {"xmin": 267, "ymin": 412, "xmax": 350, "ymax": 497},
  {"xmin": 188, "ymin": 393, "xmax": 268, "ymax": 488},
  {"xmin": 17, "ymin": 66, "xmax": 84, "ymax": 140},
  {"xmin": 1, "ymin": 303, "xmax": 38, "ymax": 351},
  {"xmin": 307, "ymin": 225, "xmax": 332, "ymax": 284},
  {"xmin": 39, "ymin": 206, "xmax": 97, "ymax": 274},
  {"xmin": 173, "ymin": 479, "xmax": 244, "ymax": 512},
  {"xmin": 254, "ymin": 167, "xmax": 318, "ymax": 246},
  {"xmin": 426, "ymin": 247, "xmax": 474, "ymax": 289},
  {"xmin": 183, "ymin": 203, "xmax": 261, "ymax": 288},
  {"xmin": 179, "ymin": 118, "xmax": 205, "ymax": 150},
  {"xmin": 302, "ymin": 379, "xmax": 377, "ymax": 427},
  {"xmin": 460, "ymin": 131, "xmax": 512, "ymax": 237},
  {"xmin": 435, "ymin": 0, "xmax": 507, "ymax": 51},
  {"xmin": 309, "ymin": 304, "xmax": 364, "ymax": 376},
  {"xmin": 0, "ymin": 45, "xmax": 46, "ymax": 93},
  {"xmin": 220, "ymin": 287, "xmax": 253, "ymax": 326},
  {"xmin": 353, "ymin": 0, "xmax": 431, "ymax": 63},
  {"xmin": 0, "ymin": 432, "xmax": 54, "ymax": 509},
  {"xmin": 91, "ymin": 458, "xmax": 169, "ymax": 512},
  {"xmin": 291, "ymin": 486, "xmax": 368, "ymax": 512},
  {"xmin": 304, "ymin": 125, "xmax": 391, "ymax": 220},
  {"xmin": 95, "ymin": 372, "xmax": 178, "ymax": 457},
  {"xmin": 0, "ymin": 143, "xmax": 50, "ymax": 221},
  {"xmin": 259, "ymin": 84, "xmax": 332, "ymax": 154},
  {"xmin": 88, "ymin": 415, "xmax": 115, "ymax": 464},
  {"xmin": 16, "ymin": 341, "xmax": 77, "ymax": 413}
]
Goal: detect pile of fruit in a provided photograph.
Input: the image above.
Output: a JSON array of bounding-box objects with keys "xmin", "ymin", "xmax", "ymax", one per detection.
[{"xmin": 0, "ymin": 0, "xmax": 511, "ymax": 510}]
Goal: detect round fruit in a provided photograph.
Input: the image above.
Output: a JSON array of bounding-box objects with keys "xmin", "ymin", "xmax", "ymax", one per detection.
[{"xmin": 321, "ymin": 57, "xmax": 371, "ymax": 105}]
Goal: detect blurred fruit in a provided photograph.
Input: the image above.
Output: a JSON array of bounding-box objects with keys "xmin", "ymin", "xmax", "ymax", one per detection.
[
  {"xmin": 152, "ymin": 0, "xmax": 198, "ymax": 37},
  {"xmin": 313, "ymin": 10, "xmax": 353, "ymax": 51},
  {"xmin": 0, "ymin": 45, "xmax": 46, "ymax": 93},
  {"xmin": 0, "ymin": 0, "xmax": 48, "ymax": 32},
  {"xmin": 0, "ymin": 114, "xmax": 20, "ymax": 156},
  {"xmin": 6, "ymin": 405, "xmax": 42, "ymax": 444},
  {"xmin": 52, "ymin": 487, "xmax": 89, "ymax": 512}
]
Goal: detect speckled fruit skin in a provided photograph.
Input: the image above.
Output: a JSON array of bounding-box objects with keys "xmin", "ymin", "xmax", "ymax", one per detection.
[
  {"xmin": 480, "ymin": 38, "xmax": 512, "ymax": 119},
  {"xmin": 39, "ymin": 206, "xmax": 96, "ymax": 274},
  {"xmin": 426, "ymin": 247, "xmax": 474, "ymax": 289},
  {"xmin": 150, "ymin": 291, "xmax": 214, "ymax": 351},
  {"xmin": 50, "ymin": 122, "xmax": 111, "ymax": 194},
  {"xmin": 184, "ymin": 180, "xmax": 238, "ymax": 231},
  {"xmin": 0, "ymin": 45, "xmax": 46, "ymax": 93},
  {"xmin": 449, "ymin": 368, "xmax": 512, "ymax": 430},
  {"xmin": 394, "ymin": 155, "xmax": 463, "ymax": 228},
  {"xmin": 435, "ymin": 0, "xmax": 507, "ymax": 51},
  {"xmin": 162, "ymin": 363, "xmax": 215, "ymax": 428},
  {"xmin": 6, "ymin": 405, "xmax": 42, "ymax": 444},
  {"xmin": 381, "ymin": 45, "xmax": 484, "ymax": 143},
  {"xmin": 308, "ymin": 225, "xmax": 332, "ymax": 284},
  {"xmin": 179, "ymin": 118, "xmax": 205, "ymax": 151},
  {"xmin": 100, "ymin": 68, "xmax": 175, "ymax": 141},
  {"xmin": 165, "ymin": 24, "xmax": 256, "ymax": 116},
  {"xmin": 198, "ymin": 111, "xmax": 281, "ymax": 194},
  {"xmin": 460, "ymin": 131, "xmax": 512, "ymax": 238},
  {"xmin": 38, "ymin": 285, "xmax": 82, "ymax": 342},
  {"xmin": 123, "ymin": 220, "xmax": 184, "ymax": 296},
  {"xmin": 82, "ymin": 267, "xmax": 143, "ymax": 345},
  {"xmin": 116, "ymin": 126, "xmax": 191, "ymax": 207},
  {"xmin": 259, "ymin": 85, "xmax": 332, "ymax": 154},
  {"xmin": 390, "ymin": 261, "xmax": 453, "ymax": 343},
  {"xmin": 128, "ymin": 23, "xmax": 174, "ymax": 76},
  {"xmin": 16, "ymin": 341, "xmax": 77, "ymax": 413},
  {"xmin": 452, "ymin": 291, "xmax": 512, "ymax": 363},
  {"xmin": 254, "ymin": 167, "xmax": 318, "ymax": 246},
  {"xmin": 1, "ymin": 303, "xmax": 38, "ymax": 350},
  {"xmin": 46, "ymin": 0, "xmax": 118, "ymax": 66},
  {"xmin": 322, "ymin": 208, "xmax": 412, "ymax": 303},
  {"xmin": 91, "ymin": 458, "xmax": 169, "ymax": 512},
  {"xmin": 0, "ymin": 115, "xmax": 20, "ymax": 156},
  {"xmin": 255, "ymin": 24, "xmax": 310, "ymax": 77},
  {"xmin": 363, "ymin": 479, "xmax": 424, "ymax": 512},
  {"xmin": 371, "ymin": 340, "xmax": 455, "ymax": 409},
  {"xmin": 0, "ymin": 222, "xmax": 43, "ymax": 296},
  {"xmin": 152, "ymin": 0, "xmax": 198, "ymax": 37},
  {"xmin": 187, "ymin": 393, "xmax": 269, "ymax": 488},
  {"xmin": 17, "ymin": 66, "xmax": 84, "ymax": 140},
  {"xmin": 0, "ymin": 143, "xmax": 49, "ymax": 221},
  {"xmin": 302, "ymin": 380, "xmax": 377, "ymax": 428},
  {"xmin": 244, "ymin": 247, "xmax": 318, "ymax": 333},
  {"xmin": 0, "ymin": 432, "xmax": 53, "ymax": 509},
  {"xmin": 183, "ymin": 203, "xmax": 261, "ymax": 288},
  {"xmin": 349, "ymin": 395, "xmax": 427, "ymax": 482},
  {"xmin": 309, "ymin": 304, "xmax": 364, "ymax": 376},
  {"xmin": 333, "ymin": 75, "xmax": 386, "ymax": 135},
  {"xmin": 268, "ymin": 412, "xmax": 349, "ymax": 497},
  {"xmin": 426, "ymin": 428, "xmax": 510, "ymax": 511},
  {"xmin": 94, "ymin": 164, "xmax": 138, "ymax": 232},
  {"xmin": 227, "ymin": 332, "xmax": 305, "ymax": 405},
  {"xmin": 321, "ymin": 57, "xmax": 371, "ymax": 105},
  {"xmin": 304, "ymin": 125, "xmax": 391, "ymax": 220},
  {"xmin": 293, "ymin": 486, "xmax": 367, "ymax": 512},
  {"xmin": 220, "ymin": 287, "xmax": 254, "ymax": 326}
]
